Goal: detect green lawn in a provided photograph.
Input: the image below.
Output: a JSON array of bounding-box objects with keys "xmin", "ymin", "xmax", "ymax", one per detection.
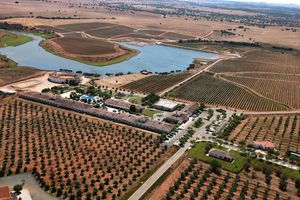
[
  {"xmin": 142, "ymin": 108, "xmax": 161, "ymax": 118},
  {"xmin": 31, "ymin": 32, "xmax": 54, "ymax": 39},
  {"xmin": 188, "ymin": 142, "xmax": 247, "ymax": 173},
  {"xmin": 128, "ymin": 96, "xmax": 143, "ymax": 105},
  {"xmin": 0, "ymin": 33, "xmax": 33, "ymax": 47}
]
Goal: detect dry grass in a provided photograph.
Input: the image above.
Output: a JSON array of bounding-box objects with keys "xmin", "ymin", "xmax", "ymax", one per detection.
[{"xmin": 95, "ymin": 74, "xmax": 147, "ymax": 89}]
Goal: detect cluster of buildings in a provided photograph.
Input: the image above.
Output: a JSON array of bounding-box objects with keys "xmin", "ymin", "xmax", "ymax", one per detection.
[
  {"xmin": 159, "ymin": 100, "xmax": 199, "ymax": 125},
  {"xmin": 104, "ymin": 98, "xmax": 144, "ymax": 113},
  {"xmin": 48, "ymin": 72, "xmax": 82, "ymax": 84},
  {"xmin": 19, "ymin": 92, "xmax": 175, "ymax": 134}
]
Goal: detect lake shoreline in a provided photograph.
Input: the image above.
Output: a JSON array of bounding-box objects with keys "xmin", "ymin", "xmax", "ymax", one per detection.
[{"xmin": 0, "ymin": 33, "xmax": 219, "ymax": 75}]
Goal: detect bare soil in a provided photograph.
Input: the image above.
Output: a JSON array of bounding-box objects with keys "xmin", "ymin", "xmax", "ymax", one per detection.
[{"xmin": 95, "ymin": 74, "xmax": 148, "ymax": 89}]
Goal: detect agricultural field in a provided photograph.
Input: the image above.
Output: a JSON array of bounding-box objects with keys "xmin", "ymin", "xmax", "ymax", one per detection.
[
  {"xmin": 174, "ymin": 41, "xmax": 253, "ymax": 54},
  {"xmin": 160, "ymin": 32, "xmax": 191, "ymax": 40},
  {"xmin": 205, "ymin": 48, "xmax": 300, "ymax": 110},
  {"xmin": 229, "ymin": 114, "xmax": 300, "ymax": 156},
  {"xmin": 168, "ymin": 72, "xmax": 287, "ymax": 111},
  {"xmin": 41, "ymin": 35, "xmax": 137, "ymax": 66},
  {"xmin": 49, "ymin": 37, "xmax": 116, "ymax": 55},
  {"xmin": 220, "ymin": 74, "xmax": 300, "ymax": 109},
  {"xmin": 36, "ymin": 25, "xmax": 72, "ymax": 34},
  {"xmin": 86, "ymin": 25, "xmax": 135, "ymax": 39},
  {"xmin": 122, "ymin": 72, "xmax": 192, "ymax": 94},
  {"xmin": 148, "ymin": 159, "xmax": 299, "ymax": 200},
  {"xmin": 56, "ymin": 22, "xmax": 115, "ymax": 31},
  {"xmin": 0, "ymin": 98, "xmax": 171, "ymax": 199},
  {"xmin": 0, "ymin": 56, "xmax": 40, "ymax": 86},
  {"xmin": 211, "ymin": 49, "xmax": 300, "ymax": 74}
]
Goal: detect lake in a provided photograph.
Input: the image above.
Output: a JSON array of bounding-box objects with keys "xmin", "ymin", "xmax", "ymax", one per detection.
[{"xmin": 0, "ymin": 34, "xmax": 219, "ymax": 75}]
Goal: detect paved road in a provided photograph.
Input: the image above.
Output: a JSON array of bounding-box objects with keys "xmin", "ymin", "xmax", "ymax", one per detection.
[
  {"xmin": 128, "ymin": 145, "xmax": 189, "ymax": 200},
  {"xmin": 128, "ymin": 109, "xmax": 220, "ymax": 200}
]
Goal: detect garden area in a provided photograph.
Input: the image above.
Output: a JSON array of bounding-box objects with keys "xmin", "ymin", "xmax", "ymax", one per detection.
[{"xmin": 188, "ymin": 142, "xmax": 247, "ymax": 173}]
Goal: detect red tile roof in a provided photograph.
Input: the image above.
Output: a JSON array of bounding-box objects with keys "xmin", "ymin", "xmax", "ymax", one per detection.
[
  {"xmin": 253, "ymin": 141, "xmax": 275, "ymax": 148},
  {"xmin": 0, "ymin": 186, "xmax": 11, "ymax": 200}
]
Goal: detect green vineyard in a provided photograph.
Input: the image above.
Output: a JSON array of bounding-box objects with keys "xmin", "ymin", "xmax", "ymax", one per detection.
[
  {"xmin": 122, "ymin": 72, "xmax": 191, "ymax": 94},
  {"xmin": 168, "ymin": 72, "xmax": 288, "ymax": 111}
]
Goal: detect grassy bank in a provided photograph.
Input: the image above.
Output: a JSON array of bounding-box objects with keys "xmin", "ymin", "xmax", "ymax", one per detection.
[
  {"xmin": 40, "ymin": 40, "xmax": 139, "ymax": 67},
  {"xmin": 251, "ymin": 159, "xmax": 300, "ymax": 180},
  {"xmin": 31, "ymin": 32, "xmax": 54, "ymax": 39},
  {"xmin": 0, "ymin": 32, "xmax": 33, "ymax": 47}
]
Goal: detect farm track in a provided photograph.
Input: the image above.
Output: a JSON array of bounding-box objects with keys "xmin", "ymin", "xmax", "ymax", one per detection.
[{"xmin": 160, "ymin": 57, "xmax": 231, "ymax": 96}]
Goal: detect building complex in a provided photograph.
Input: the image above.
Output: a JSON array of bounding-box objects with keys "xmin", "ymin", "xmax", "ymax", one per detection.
[{"xmin": 19, "ymin": 92, "xmax": 174, "ymax": 134}]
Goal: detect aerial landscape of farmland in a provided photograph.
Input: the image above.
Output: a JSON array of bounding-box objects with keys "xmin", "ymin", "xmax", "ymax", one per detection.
[{"xmin": 0, "ymin": 0, "xmax": 300, "ymax": 200}]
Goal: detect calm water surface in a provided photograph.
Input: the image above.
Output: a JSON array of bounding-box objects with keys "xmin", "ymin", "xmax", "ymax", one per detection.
[{"xmin": 0, "ymin": 34, "xmax": 219, "ymax": 75}]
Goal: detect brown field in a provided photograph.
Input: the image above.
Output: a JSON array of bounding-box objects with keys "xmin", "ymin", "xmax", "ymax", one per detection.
[
  {"xmin": 0, "ymin": 97, "xmax": 172, "ymax": 199},
  {"xmin": 148, "ymin": 159, "xmax": 298, "ymax": 200},
  {"xmin": 122, "ymin": 72, "xmax": 192, "ymax": 94},
  {"xmin": 168, "ymin": 72, "xmax": 288, "ymax": 111},
  {"xmin": 2, "ymin": 0, "xmax": 300, "ymax": 50},
  {"xmin": 211, "ymin": 49, "xmax": 300, "ymax": 74},
  {"xmin": 50, "ymin": 37, "xmax": 116, "ymax": 55},
  {"xmin": 41, "ymin": 35, "xmax": 135, "ymax": 65},
  {"xmin": 229, "ymin": 114, "xmax": 300, "ymax": 156},
  {"xmin": 0, "ymin": 57, "xmax": 41, "ymax": 86},
  {"xmin": 160, "ymin": 32, "xmax": 192, "ymax": 40},
  {"xmin": 86, "ymin": 25, "xmax": 136, "ymax": 39},
  {"xmin": 57, "ymin": 22, "xmax": 115, "ymax": 31},
  {"xmin": 95, "ymin": 74, "xmax": 148, "ymax": 89},
  {"xmin": 35, "ymin": 25, "xmax": 72, "ymax": 34},
  {"xmin": 138, "ymin": 29, "xmax": 165, "ymax": 36}
]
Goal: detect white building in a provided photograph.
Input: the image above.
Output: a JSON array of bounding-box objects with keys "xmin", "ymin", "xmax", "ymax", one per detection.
[{"xmin": 152, "ymin": 99, "xmax": 178, "ymax": 111}]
